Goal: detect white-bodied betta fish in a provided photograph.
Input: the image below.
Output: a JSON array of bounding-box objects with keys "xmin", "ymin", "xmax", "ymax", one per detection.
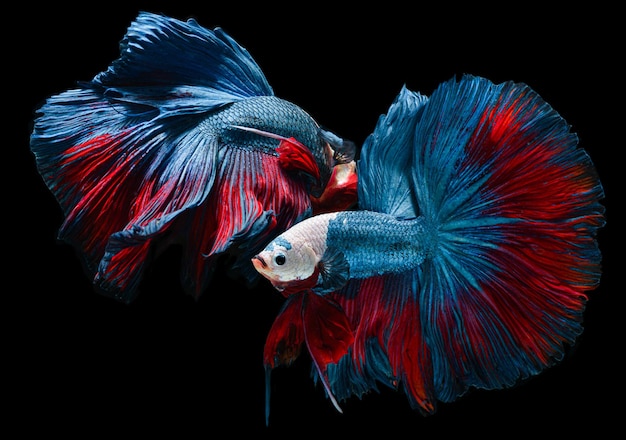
[
  {"xmin": 252, "ymin": 75, "xmax": 605, "ymax": 424},
  {"xmin": 29, "ymin": 12, "xmax": 357, "ymax": 303}
]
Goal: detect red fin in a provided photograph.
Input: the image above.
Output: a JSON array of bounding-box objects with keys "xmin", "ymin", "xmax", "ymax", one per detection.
[
  {"xmin": 302, "ymin": 292, "xmax": 354, "ymax": 413},
  {"xmin": 263, "ymin": 290, "xmax": 354, "ymax": 370},
  {"xmin": 311, "ymin": 160, "xmax": 358, "ymax": 215},
  {"xmin": 302, "ymin": 293, "xmax": 354, "ymax": 368},
  {"xmin": 332, "ymin": 274, "xmax": 436, "ymax": 413},
  {"xmin": 263, "ymin": 293, "xmax": 305, "ymax": 369},
  {"xmin": 277, "ymin": 137, "xmax": 321, "ymax": 183},
  {"xmin": 264, "ymin": 290, "xmax": 354, "ymax": 414},
  {"xmin": 386, "ymin": 294, "xmax": 435, "ymax": 414}
]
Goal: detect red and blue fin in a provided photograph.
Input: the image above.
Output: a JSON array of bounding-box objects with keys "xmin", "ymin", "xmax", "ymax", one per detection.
[
  {"xmin": 177, "ymin": 142, "xmax": 313, "ymax": 297},
  {"xmin": 325, "ymin": 273, "xmax": 436, "ymax": 413},
  {"xmin": 327, "ymin": 76, "xmax": 605, "ymax": 412},
  {"xmin": 264, "ymin": 291, "xmax": 354, "ymax": 425},
  {"xmin": 29, "ymin": 12, "xmax": 296, "ymax": 302}
]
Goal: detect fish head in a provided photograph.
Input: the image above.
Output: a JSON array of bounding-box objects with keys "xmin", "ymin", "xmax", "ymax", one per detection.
[{"xmin": 252, "ymin": 235, "xmax": 320, "ymax": 294}]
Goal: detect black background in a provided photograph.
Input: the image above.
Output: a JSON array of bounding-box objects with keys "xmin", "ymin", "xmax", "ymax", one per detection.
[{"xmin": 13, "ymin": 3, "xmax": 619, "ymax": 437}]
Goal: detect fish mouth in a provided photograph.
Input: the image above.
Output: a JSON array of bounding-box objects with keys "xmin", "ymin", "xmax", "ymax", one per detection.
[
  {"xmin": 251, "ymin": 254, "xmax": 267, "ymax": 270},
  {"xmin": 252, "ymin": 254, "xmax": 282, "ymax": 286}
]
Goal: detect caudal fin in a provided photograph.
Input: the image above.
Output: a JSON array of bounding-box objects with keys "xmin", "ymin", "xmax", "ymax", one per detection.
[
  {"xmin": 415, "ymin": 75, "xmax": 604, "ymax": 401},
  {"xmin": 326, "ymin": 75, "xmax": 605, "ymax": 412}
]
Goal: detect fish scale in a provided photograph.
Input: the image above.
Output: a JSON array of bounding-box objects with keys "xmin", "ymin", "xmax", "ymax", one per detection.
[
  {"xmin": 326, "ymin": 211, "xmax": 432, "ymax": 278},
  {"xmin": 200, "ymin": 95, "xmax": 332, "ymax": 182}
]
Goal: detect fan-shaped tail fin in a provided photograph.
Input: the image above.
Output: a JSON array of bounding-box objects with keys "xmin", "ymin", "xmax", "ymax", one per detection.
[{"xmin": 328, "ymin": 75, "xmax": 604, "ymax": 410}]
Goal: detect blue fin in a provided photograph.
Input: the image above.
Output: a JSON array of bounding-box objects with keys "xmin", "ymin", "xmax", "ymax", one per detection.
[
  {"xmin": 91, "ymin": 11, "xmax": 274, "ymax": 114},
  {"xmin": 357, "ymin": 85, "xmax": 428, "ymax": 219}
]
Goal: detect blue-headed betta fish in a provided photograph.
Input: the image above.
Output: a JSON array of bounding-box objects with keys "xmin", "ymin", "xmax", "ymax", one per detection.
[
  {"xmin": 252, "ymin": 75, "xmax": 605, "ymax": 423},
  {"xmin": 29, "ymin": 12, "xmax": 357, "ymax": 303}
]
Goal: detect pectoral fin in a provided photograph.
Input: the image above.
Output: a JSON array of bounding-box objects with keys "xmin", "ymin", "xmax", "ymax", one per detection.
[{"xmin": 317, "ymin": 247, "xmax": 350, "ymax": 293}]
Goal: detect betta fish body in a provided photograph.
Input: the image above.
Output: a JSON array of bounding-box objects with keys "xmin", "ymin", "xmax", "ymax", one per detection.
[
  {"xmin": 253, "ymin": 75, "xmax": 605, "ymax": 422},
  {"xmin": 29, "ymin": 12, "xmax": 356, "ymax": 303}
]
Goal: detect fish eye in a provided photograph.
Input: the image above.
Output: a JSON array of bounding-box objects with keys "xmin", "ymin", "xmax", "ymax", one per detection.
[{"xmin": 274, "ymin": 253, "xmax": 286, "ymax": 266}]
